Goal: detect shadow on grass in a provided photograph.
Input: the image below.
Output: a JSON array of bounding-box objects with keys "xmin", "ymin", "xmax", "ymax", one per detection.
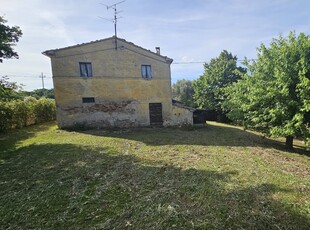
[
  {"xmin": 0, "ymin": 121, "xmax": 56, "ymax": 156},
  {"xmin": 1, "ymin": 143, "xmax": 309, "ymax": 229},
  {"xmin": 82, "ymin": 122, "xmax": 309, "ymax": 156}
]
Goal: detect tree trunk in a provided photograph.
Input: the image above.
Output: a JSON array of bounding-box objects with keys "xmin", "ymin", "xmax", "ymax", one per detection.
[{"xmin": 285, "ymin": 136, "xmax": 294, "ymax": 149}]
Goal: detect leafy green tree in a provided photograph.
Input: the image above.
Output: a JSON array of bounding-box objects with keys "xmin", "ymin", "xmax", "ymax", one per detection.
[
  {"xmin": 172, "ymin": 79, "xmax": 195, "ymax": 107},
  {"xmin": 193, "ymin": 50, "xmax": 246, "ymax": 113},
  {"xmin": 23, "ymin": 88, "xmax": 55, "ymax": 99},
  {"xmin": 44, "ymin": 88, "xmax": 55, "ymax": 99},
  {"xmin": 0, "ymin": 76, "xmax": 23, "ymax": 101},
  {"xmin": 0, "ymin": 16, "xmax": 22, "ymax": 63},
  {"xmin": 224, "ymin": 32, "xmax": 310, "ymax": 149}
]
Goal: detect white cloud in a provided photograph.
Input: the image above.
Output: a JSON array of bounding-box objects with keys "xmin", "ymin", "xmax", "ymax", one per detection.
[{"xmin": 1, "ymin": 0, "xmax": 310, "ymax": 90}]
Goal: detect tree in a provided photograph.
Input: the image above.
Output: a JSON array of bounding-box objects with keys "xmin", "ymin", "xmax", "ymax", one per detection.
[
  {"xmin": 0, "ymin": 76, "xmax": 23, "ymax": 101},
  {"xmin": 193, "ymin": 50, "xmax": 246, "ymax": 113},
  {"xmin": 224, "ymin": 32, "xmax": 310, "ymax": 149},
  {"xmin": 23, "ymin": 88, "xmax": 55, "ymax": 99},
  {"xmin": 0, "ymin": 16, "xmax": 22, "ymax": 63},
  {"xmin": 172, "ymin": 79, "xmax": 195, "ymax": 107}
]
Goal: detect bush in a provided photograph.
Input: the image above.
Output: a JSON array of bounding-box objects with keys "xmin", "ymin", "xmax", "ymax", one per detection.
[
  {"xmin": 34, "ymin": 98, "xmax": 56, "ymax": 123},
  {"xmin": 0, "ymin": 97, "xmax": 56, "ymax": 133},
  {"xmin": 0, "ymin": 101, "xmax": 13, "ymax": 133},
  {"xmin": 11, "ymin": 100, "xmax": 31, "ymax": 128}
]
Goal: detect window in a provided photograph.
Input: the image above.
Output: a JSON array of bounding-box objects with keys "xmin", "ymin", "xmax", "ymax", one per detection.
[
  {"xmin": 82, "ymin": 97, "xmax": 95, "ymax": 103},
  {"xmin": 141, "ymin": 65, "xmax": 152, "ymax": 79},
  {"xmin": 80, "ymin": 62, "xmax": 93, "ymax": 77}
]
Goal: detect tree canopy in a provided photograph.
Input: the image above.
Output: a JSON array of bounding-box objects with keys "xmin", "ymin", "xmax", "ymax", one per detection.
[
  {"xmin": 0, "ymin": 16, "xmax": 22, "ymax": 63},
  {"xmin": 0, "ymin": 76, "xmax": 23, "ymax": 101},
  {"xmin": 23, "ymin": 88, "xmax": 55, "ymax": 99},
  {"xmin": 1, "ymin": 76, "xmax": 54, "ymax": 101},
  {"xmin": 224, "ymin": 32, "xmax": 310, "ymax": 148},
  {"xmin": 193, "ymin": 50, "xmax": 246, "ymax": 113},
  {"xmin": 172, "ymin": 79, "xmax": 195, "ymax": 107}
]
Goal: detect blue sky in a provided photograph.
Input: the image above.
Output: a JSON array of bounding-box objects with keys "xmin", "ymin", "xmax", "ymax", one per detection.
[{"xmin": 1, "ymin": 0, "xmax": 309, "ymax": 90}]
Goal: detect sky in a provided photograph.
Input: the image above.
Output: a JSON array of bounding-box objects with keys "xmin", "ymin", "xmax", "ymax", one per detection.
[{"xmin": 1, "ymin": 0, "xmax": 310, "ymax": 91}]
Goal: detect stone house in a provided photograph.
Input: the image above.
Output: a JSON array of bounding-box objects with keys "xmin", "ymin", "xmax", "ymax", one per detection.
[{"xmin": 43, "ymin": 37, "xmax": 193, "ymax": 129}]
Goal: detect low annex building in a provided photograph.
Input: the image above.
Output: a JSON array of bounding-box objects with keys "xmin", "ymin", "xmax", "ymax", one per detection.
[{"xmin": 43, "ymin": 37, "xmax": 193, "ymax": 128}]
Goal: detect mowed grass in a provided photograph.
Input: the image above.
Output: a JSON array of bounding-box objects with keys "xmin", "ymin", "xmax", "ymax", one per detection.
[{"xmin": 0, "ymin": 122, "xmax": 309, "ymax": 229}]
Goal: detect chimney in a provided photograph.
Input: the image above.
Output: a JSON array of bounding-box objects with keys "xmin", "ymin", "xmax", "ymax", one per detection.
[{"xmin": 155, "ymin": 47, "xmax": 160, "ymax": 55}]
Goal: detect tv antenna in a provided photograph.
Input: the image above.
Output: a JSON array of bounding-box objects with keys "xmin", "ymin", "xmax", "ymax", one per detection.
[{"xmin": 100, "ymin": 0, "xmax": 126, "ymax": 49}]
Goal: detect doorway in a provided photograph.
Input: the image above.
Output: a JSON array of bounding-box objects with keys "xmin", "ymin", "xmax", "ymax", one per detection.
[{"xmin": 149, "ymin": 103, "xmax": 163, "ymax": 125}]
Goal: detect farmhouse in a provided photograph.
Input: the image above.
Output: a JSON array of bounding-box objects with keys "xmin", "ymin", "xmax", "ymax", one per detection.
[{"xmin": 43, "ymin": 37, "xmax": 193, "ymax": 128}]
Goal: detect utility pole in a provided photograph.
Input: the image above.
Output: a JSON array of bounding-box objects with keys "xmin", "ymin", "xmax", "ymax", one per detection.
[
  {"xmin": 40, "ymin": 72, "xmax": 46, "ymax": 97},
  {"xmin": 101, "ymin": 0, "xmax": 126, "ymax": 50}
]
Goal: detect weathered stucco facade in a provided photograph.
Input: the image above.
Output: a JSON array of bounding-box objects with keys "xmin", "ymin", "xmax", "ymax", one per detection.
[{"xmin": 43, "ymin": 37, "xmax": 192, "ymax": 128}]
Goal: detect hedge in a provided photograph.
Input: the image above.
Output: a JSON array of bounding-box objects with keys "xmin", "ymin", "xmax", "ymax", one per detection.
[{"xmin": 0, "ymin": 97, "xmax": 56, "ymax": 133}]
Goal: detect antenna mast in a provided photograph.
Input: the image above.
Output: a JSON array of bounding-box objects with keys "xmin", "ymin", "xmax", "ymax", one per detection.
[{"xmin": 102, "ymin": 0, "xmax": 126, "ymax": 49}]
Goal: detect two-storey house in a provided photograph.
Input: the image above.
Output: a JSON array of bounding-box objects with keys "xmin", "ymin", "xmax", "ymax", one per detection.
[{"xmin": 43, "ymin": 37, "xmax": 193, "ymax": 128}]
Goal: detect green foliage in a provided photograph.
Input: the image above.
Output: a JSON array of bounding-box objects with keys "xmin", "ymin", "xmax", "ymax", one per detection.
[
  {"xmin": 0, "ymin": 16, "xmax": 22, "ymax": 63},
  {"xmin": 0, "ymin": 77, "xmax": 56, "ymax": 133},
  {"xmin": 0, "ymin": 76, "xmax": 23, "ymax": 101},
  {"xmin": 0, "ymin": 96, "xmax": 56, "ymax": 133},
  {"xmin": 0, "ymin": 101, "xmax": 13, "ymax": 132},
  {"xmin": 11, "ymin": 99, "xmax": 32, "ymax": 128},
  {"xmin": 193, "ymin": 50, "xmax": 246, "ymax": 112},
  {"xmin": 23, "ymin": 88, "xmax": 55, "ymax": 99},
  {"xmin": 34, "ymin": 97, "xmax": 56, "ymax": 123},
  {"xmin": 172, "ymin": 79, "xmax": 195, "ymax": 107},
  {"xmin": 224, "ymin": 32, "xmax": 310, "ymax": 148},
  {"xmin": 1, "ymin": 76, "xmax": 54, "ymax": 101}
]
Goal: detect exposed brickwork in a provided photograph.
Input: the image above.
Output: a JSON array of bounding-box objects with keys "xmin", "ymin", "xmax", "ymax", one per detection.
[
  {"xmin": 44, "ymin": 37, "xmax": 193, "ymax": 128},
  {"xmin": 63, "ymin": 101, "xmax": 134, "ymax": 115}
]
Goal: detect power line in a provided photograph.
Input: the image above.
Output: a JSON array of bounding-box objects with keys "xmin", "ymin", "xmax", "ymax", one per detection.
[
  {"xmin": 173, "ymin": 61, "xmax": 205, "ymax": 64},
  {"xmin": 0, "ymin": 75, "xmax": 52, "ymax": 78},
  {"xmin": 172, "ymin": 59, "xmax": 257, "ymax": 65}
]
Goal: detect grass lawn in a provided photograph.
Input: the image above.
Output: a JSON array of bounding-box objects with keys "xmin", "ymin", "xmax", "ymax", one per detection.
[{"xmin": 0, "ymin": 121, "xmax": 309, "ymax": 229}]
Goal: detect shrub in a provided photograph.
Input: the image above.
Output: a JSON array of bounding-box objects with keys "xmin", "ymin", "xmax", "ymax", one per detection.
[
  {"xmin": 34, "ymin": 98, "xmax": 56, "ymax": 123},
  {"xmin": 11, "ymin": 100, "xmax": 31, "ymax": 128},
  {"xmin": 0, "ymin": 101, "xmax": 13, "ymax": 133},
  {"xmin": 0, "ymin": 97, "xmax": 56, "ymax": 133}
]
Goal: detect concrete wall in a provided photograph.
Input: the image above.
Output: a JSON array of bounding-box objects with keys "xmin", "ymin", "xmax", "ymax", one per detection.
[
  {"xmin": 169, "ymin": 105, "xmax": 193, "ymax": 126},
  {"xmin": 47, "ymin": 38, "xmax": 184, "ymax": 128}
]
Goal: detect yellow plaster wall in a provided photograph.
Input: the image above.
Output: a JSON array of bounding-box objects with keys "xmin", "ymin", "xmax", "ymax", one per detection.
[{"xmin": 49, "ymin": 38, "xmax": 183, "ymax": 128}]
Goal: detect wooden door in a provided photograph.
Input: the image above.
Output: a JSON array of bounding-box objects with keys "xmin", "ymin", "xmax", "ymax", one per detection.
[{"xmin": 149, "ymin": 103, "xmax": 163, "ymax": 125}]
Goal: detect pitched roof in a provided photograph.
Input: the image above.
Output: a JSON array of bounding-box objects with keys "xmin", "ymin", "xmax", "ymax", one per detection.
[
  {"xmin": 42, "ymin": 36, "xmax": 173, "ymax": 64},
  {"xmin": 172, "ymin": 99, "xmax": 195, "ymax": 111}
]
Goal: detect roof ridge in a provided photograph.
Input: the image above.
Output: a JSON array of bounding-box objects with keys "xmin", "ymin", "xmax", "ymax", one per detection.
[{"xmin": 42, "ymin": 36, "xmax": 173, "ymax": 63}]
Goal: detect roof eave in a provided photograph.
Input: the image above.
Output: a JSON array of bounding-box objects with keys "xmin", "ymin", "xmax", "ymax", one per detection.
[
  {"xmin": 41, "ymin": 37, "xmax": 173, "ymax": 62},
  {"xmin": 42, "ymin": 50, "xmax": 55, "ymax": 57}
]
